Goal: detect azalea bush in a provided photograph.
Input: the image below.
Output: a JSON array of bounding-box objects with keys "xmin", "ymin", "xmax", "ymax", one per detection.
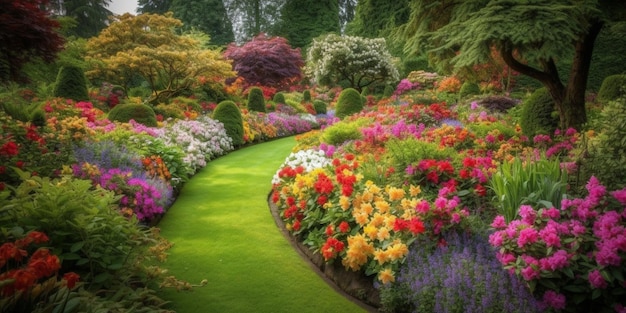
[{"xmin": 489, "ymin": 176, "xmax": 626, "ymax": 312}]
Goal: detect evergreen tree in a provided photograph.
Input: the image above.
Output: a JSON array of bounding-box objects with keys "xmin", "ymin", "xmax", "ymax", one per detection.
[
  {"xmin": 278, "ymin": 0, "xmax": 340, "ymax": 48},
  {"xmin": 48, "ymin": 0, "xmax": 113, "ymax": 38},
  {"xmin": 346, "ymin": 0, "xmax": 410, "ymax": 39},
  {"xmin": 170, "ymin": 0, "xmax": 234, "ymax": 46},
  {"xmin": 224, "ymin": 0, "xmax": 285, "ymax": 42},
  {"xmin": 137, "ymin": 0, "xmax": 172, "ymax": 14}
]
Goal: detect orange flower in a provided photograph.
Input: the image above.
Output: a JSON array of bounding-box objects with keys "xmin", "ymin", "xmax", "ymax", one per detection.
[{"xmin": 378, "ymin": 268, "xmax": 395, "ymax": 284}]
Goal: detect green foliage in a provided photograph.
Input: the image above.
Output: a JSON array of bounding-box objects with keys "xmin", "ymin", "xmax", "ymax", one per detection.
[
  {"xmin": 278, "ymin": 0, "xmax": 340, "ymax": 48},
  {"xmin": 30, "ymin": 109, "xmax": 46, "ymax": 127},
  {"xmin": 313, "ymin": 100, "xmax": 327, "ymax": 114},
  {"xmin": 335, "ymin": 88, "xmax": 364, "ymax": 119},
  {"xmin": 489, "ymin": 157, "xmax": 568, "ymax": 223},
  {"xmin": 170, "ymin": 0, "xmax": 234, "ymax": 45},
  {"xmin": 273, "ymin": 92, "xmax": 286, "ymax": 104},
  {"xmin": 302, "ymin": 90, "xmax": 312, "ymax": 102},
  {"xmin": 597, "ymin": 74, "xmax": 626, "ymax": 104},
  {"xmin": 212, "ymin": 100, "xmax": 244, "ymax": 146},
  {"xmin": 0, "ymin": 86, "xmax": 42, "ymax": 122},
  {"xmin": 584, "ymin": 97, "xmax": 626, "ymax": 191},
  {"xmin": 320, "ymin": 119, "xmax": 368, "ymax": 145},
  {"xmin": 108, "ymin": 103, "xmax": 158, "ymax": 127},
  {"xmin": 383, "ymin": 85, "xmax": 394, "ymax": 98},
  {"xmin": 519, "ymin": 88, "xmax": 558, "ymax": 138},
  {"xmin": 247, "ymin": 87, "xmax": 266, "ymax": 112},
  {"xmin": 459, "ymin": 81, "xmax": 480, "ymax": 99},
  {"xmin": 128, "ymin": 86, "xmax": 152, "ymax": 98},
  {"xmin": 53, "ymin": 65, "xmax": 89, "ymax": 101}
]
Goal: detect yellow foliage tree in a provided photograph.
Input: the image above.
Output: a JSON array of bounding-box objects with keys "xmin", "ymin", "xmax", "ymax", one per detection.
[{"xmin": 86, "ymin": 13, "xmax": 235, "ymax": 102}]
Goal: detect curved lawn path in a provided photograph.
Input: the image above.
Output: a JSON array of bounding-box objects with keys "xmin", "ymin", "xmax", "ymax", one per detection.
[{"xmin": 156, "ymin": 137, "xmax": 367, "ymax": 313}]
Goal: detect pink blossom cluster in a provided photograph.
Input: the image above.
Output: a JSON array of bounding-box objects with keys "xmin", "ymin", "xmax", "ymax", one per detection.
[{"xmin": 489, "ymin": 176, "xmax": 626, "ymax": 311}]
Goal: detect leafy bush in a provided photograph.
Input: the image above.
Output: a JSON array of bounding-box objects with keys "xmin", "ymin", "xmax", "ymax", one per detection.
[
  {"xmin": 379, "ymin": 230, "xmax": 540, "ymax": 313},
  {"xmin": 313, "ymin": 100, "xmax": 327, "ymax": 114},
  {"xmin": 53, "ymin": 65, "xmax": 89, "ymax": 101},
  {"xmin": 303, "ymin": 89, "xmax": 312, "ymax": 102},
  {"xmin": 597, "ymin": 74, "xmax": 626, "ymax": 104},
  {"xmin": 459, "ymin": 81, "xmax": 480, "ymax": 99},
  {"xmin": 489, "ymin": 157, "xmax": 568, "ymax": 222},
  {"xmin": 273, "ymin": 92, "xmax": 286, "ymax": 104},
  {"xmin": 107, "ymin": 103, "xmax": 158, "ymax": 127},
  {"xmin": 476, "ymin": 95, "xmax": 519, "ymax": 113},
  {"xmin": 247, "ymin": 87, "xmax": 266, "ymax": 112},
  {"xmin": 519, "ymin": 87, "xmax": 558, "ymax": 138},
  {"xmin": 335, "ymin": 88, "xmax": 364, "ymax": 119},
  {"xmin": 320, "ymin": 119, "xmax": 367, "ymax": 145},
  {"xmin": 212, "ymin": 100, "xmax": 244, "ymax": 146}
]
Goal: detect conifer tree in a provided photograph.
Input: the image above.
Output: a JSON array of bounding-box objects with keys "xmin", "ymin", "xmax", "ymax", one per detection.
[{"xmin": 278, "ymin": 0, "xmax": 340, "ymax": 48}]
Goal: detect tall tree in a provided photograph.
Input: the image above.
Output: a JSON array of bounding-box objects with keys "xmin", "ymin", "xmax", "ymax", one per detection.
[
  {"xmin": 338, "ymin": 0, "xmax": 357, "ymax": 31},
  {"xmin": 0, "ymin": 0, "xmax": 65, "ymax": 83},
  {"xmin": 224, "ymin": 0, "xmax": 285, "ymax": 42},
  {"xmin": 399, "ymin": 0, "xmax": 624, "ymax": 130},
  {"xmin": 49, "ymin": 0, "xmax": 113, "ymax": 38},
  {"xmin": 85, "ymin": 13, "xmax": 235, "ymax": 102},
  {"xmin": 346, "ymin": 0, "xmax": 410, "ymax": 39},
  {"xmin": 170, "ymin": 0, "xmax": 235, "ymax": 46},
  {"xmin": 278, "ymin": 0, "xmax": 340, "ymax": 48},
  {"xmin": 137, "ymin": 0, "xmax": 172, "ymax": 14}
]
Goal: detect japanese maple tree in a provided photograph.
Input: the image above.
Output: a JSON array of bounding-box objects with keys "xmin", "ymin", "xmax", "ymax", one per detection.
[{"xmin": 223, "ymin": 34, "xmax": 304, "ymax": 89}]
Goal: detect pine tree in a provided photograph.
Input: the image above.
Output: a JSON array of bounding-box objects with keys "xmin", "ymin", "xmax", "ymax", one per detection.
[
  {"xmin": 278, "ymin": 0, "xmax": 340, "ymax": 48},
  {"xmin": 170, "ymin": 0, "xmax": 235, "ymax": 46}
]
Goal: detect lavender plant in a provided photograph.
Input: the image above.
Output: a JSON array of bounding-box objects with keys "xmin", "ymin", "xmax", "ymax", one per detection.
[{"xmin": 379, "ymin": 230, "xmax": 541, "ymax": 313}]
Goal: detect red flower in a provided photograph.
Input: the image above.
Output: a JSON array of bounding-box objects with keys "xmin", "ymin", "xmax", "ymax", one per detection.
[
  {"xmin": 293, "ymin": 220, "xmax": 301, "ymax": 231},
  {"xmin": 321, "ymin": 237, "xmax": 345, "ymax": 260},
  {"xmin": 339, "ymin": 221, "xmax": 350, "ymax": 233},
  {"xmin": 6, "ymin": 269, "xmax": 37, "ymax": 294},
  {"xmin": 314, "ymin": 173, "xmax": 334, "ymax": 194},
  {"xmin": 26, "ymin": 231, "xmax": 49, "ymax": 244},
  {"xmin": 63, "ymin": 272, "xmax": 80, "ymax": 289},
  {"xmin": 474, "ymin": 184, "xmax": 487, "ymax": 197},
  {"xmin": 28, "ymin": 248, "xmax": 60, "ymax": 277},
  {"xmin": 317, "ymin": 195, "xmax": 328, "ymax": 206},
  {"xmin": 15, "ymin": 161, "xmax": 24, "ymax": 169},
  {"xmin": 325, "ymin": 225, "xmax": 334, "ymax": 236},
  {"xmin": 393, "ymin": 218, "xmax": 409, "ymax": 232},
  {"xmin": 0, "ymin": 141, "xmax": 19, "ymax": 156},
  {"xmin": 0, "ymin": 243, "xmax": 27, "ymax": 265},
  {"xmin": 408, "ymin": 218, "xmax": 425, "ymax": 235}
]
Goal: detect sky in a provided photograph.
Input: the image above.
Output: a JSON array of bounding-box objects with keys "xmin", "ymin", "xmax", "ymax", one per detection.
[{"xmin": 109, "ymin": 0, "xmax": 138, "ymax": 15}]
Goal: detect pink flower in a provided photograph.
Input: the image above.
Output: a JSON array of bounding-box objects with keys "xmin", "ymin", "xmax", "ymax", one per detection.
[
  {"xmin": 541, "ymin": 207, "xmax": 561, "ymax": 219},
  {"xmin": 489, "ymin": 231, "xmax": 505, "ymax": 247},
  {"xmin": 539, "ymin": 250, "xmax": 569, "ymax": 271},
  {"xmin": 519, "ymin": 205, "xmax": 537, "ymax": 225},
  {"xmin": 491, "ymin": 215, "xmax": 507, "ymax": 229},
  {"xmin": 588, "ymin": 269, "xmax": 608, "ymax": 289},
  {"xmin": 517, "ymin": 227, "xmax": 539, "ymax": 248},
  {"xmin": 496, "ymin": 252, "xmax": 516, "ymax": 265},
  {"xmin": 539, "ymin": 225, "xmax": 561, "ymax": 248},
  {"xmin": 612, "ymin": 188, "xmax": 626, "ymax": 205},
  {"xmin": 521, "ymin": 265, "xmax": 540, "ymax": 281},
  {"xmin": 542, "ymin": 290, "xmax": 566, "ymax": 310}
]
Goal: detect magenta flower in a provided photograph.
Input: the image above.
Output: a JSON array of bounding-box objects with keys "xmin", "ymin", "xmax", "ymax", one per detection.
[
  {"xmin": 517, "ymin": 227, "xmax": 539, "ymax": 248},
  {"xmin": 542, "ymin": 290, "xmax": 566, "ymax": 310},
  {"xmin": 491, "ymin": 215, "xmax": 507, "ymax": 229},
  {"xmin": 588, "ymin": 269, "xmax": 608, "ymax": 289}
]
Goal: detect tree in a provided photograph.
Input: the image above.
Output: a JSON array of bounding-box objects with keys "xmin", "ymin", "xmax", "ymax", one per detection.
[
  {"xmin": 48, "ymin": 0, "xmax": 114, "ymax": 38},
  {"xmin": 346, "ymin": 0, "xmax": 409, "ymax": 39},
  {"xmin": 338, "ymin": 0, "xmax": 357, "ymax": 31},
  {"xmin": 223, "ymin": 34, "xmax": 303, "ymax": 89},
  {"xmin": 170, "ymin": 0, "xmax": 235, "ymax": 46},
  {"xmin": 224, "ymin": 0, "xmax": 285, "ymax": 42},
  {"xmin": 0, "ymin": 0, "xmax": 65, "ymax": 83},
  {"xmin": 85, "ymin": 13, "xmax": 235, "ymax": 102},
  {"xmin": 137, "ymin": 0, "xmax": 172, "ymax": 14},
  {"xmin": 278, "ymin": 0, "xmax": 340, "ymax": 48},
  {"xmin": 399, "ymin": 0, "xmax": 624, "ymax": 130},
  {"xmin": 307, "ymin": 34, "xmax": 399, "ymax": 91}
]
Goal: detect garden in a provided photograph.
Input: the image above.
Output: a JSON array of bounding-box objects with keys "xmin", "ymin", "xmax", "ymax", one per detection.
[{"xmin": 2, "ymin": 1, "xmax": 626, "ymax": 312}]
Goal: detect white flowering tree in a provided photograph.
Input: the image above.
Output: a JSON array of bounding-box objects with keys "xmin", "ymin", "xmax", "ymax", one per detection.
[{"xmin": 306, "ymin": 34, "xmax": 399, "ymax": 92}]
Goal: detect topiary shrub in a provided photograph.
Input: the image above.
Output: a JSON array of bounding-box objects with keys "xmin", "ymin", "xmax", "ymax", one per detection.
[
  {"xmin": 303, "ymin": 90, "xmax": 312, "ymax": 102},
  {"xmin": 476, "ymin": 95, "xmax": 518, "ymax": 113},
  {"xmin": 247, "ymin": 87, "xmax": 266, "ymax": 112},
  {"xmin": 335, "ymin": 88, "xmax": 364, "ymax": 119},
  {"xmin": 519, "ymin": 88, "xmax": 558, "ymax": 138},
  {"xmin": 597, "ymin": 74, "xmax": 626, "ymax": 104},
  {"xmin": 108, "ymin": 103, "xmax": 158, "ymax": 127},
  {"xmin": 459, "ymin": 81, "xmax": 480, "ymax": 99},
  {"xmin": 212, "ymin": 100, "xmax": 244, "ymax": 146},
  {"xmin": 53, "ymin": 65, "xmax": 89, "ymax": 101},
  {"xmin": 273, "ymin": 92, "xmax": 286, "ymax": 104},
  {"xmin": 383, "ymin": 85, "xmax": 394, "ymax": 98},
  {"xmin": 313, "ymin": 100, "xmax": 327, "ymax": 114}
]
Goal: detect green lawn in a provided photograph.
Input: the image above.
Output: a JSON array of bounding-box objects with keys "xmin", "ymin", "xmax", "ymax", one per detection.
[{"xmin": 156, "ymin": 137, "xmax": 367, "ymax": 313}]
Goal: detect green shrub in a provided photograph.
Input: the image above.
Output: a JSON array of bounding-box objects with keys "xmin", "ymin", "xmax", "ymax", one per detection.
[
  {"xmin": 171, "ymin": 96, "xmax": 202, "ymax": 112},
  {"xmin": 213, "ymin": 100, "xmax": 244, "ymax": 146},
  {"xmin": 459, "ymin": 81, "xmax": 480, "ymax": 99},
  {"xmin": 597, "ymin": 74, "xmax": 626, "ymax": 104},
  {"xmin": 30, "ymin": 109, "xmax": 46, "ymax": 127},
  {"xmin": 273, "ymin": 92, "xmax": 286, "ymax": 104},
  {"xmin": 303, "ymin": 90, "xmax": 312, "ymax": 102},
  {"xmin": 128, "ymin": 86, "xmax": 152, "ymax": 98},
  {"xmin": 247, "ymin": 87, "xmax": 266, "ymax": 112},
  {"xmin": 519, "ymin": 87, "xmax": 558, "ymax": 138},
  {"xmin": 53, "ymin": 65, "xmax": 89, "ymax": 101},
  {"xmin": 313, "ymin": 100, "xmax": 327, "ymax": 114},
  {"xmin": 335, "ymin": 88, "xmax": 364, "ymax": 119},
  {"xmin": 383, "ymin": 85, "xmax": 394, "ymax": 98},
  {"xmin": 583, "ymin": 97, "xmax": 626, "ymax": 191},
  {"xmin": 320, "ymin": 119, "xmax": 366, "ymax": 145},
  {"xmin": 108, "ymin": 103, "xmax": 158, "ymax": 127}
]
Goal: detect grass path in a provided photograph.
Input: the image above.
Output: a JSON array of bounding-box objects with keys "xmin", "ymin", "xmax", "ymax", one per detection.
[{"xmin": 156, "ymin": 137, "xmax": 366, "ymax": 313}]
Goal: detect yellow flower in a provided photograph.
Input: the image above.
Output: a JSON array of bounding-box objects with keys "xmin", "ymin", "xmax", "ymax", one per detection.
[
  {"xmin": 377, "ymin": 227, "xmax": 390, "ymax": 242},
  {"xmin": 378, "ymin": 268, "xmax": 395, "ymax": 284},
  {"xmin": 342, "ymin": 234, "xmax": 374, "ymax": 271},
  {"xmin": 373, "ymin": 249, "xmax": 388, "ymax": 265},
  {"xmin": 409, "ymin": 184, "xmax": 421, "ymax": 197},
  {"xmin": 374, "ymin": 200, "xmax": 390, "ymax": 214},
  {"xmin": 354, "ymin": 211, "xmax": 369, "ymax": 226},
  {"xmin": 367, "ymin": 182, "xmax": 381, "ymax": 195},
  {"xmin": 387, "ymin": 187, "xmax": 406, "ymax": 201},
  {"xmin": 361, "ymin": 202, "xmax": 374, "ymax": 216},
  {"xmin": 386, "ymin": 243, "xmax": 409, "ymax": 261},
  {"xmin": 340, "ymin": 196, "xmax": 351, "ymax": 211},
  {"xmin": 370, "ymin": 213, "xmax": 385, "ymax": 227},
  {"xmin": 364, "ymin": 225, "xmax": 378, "ymax": 240}
]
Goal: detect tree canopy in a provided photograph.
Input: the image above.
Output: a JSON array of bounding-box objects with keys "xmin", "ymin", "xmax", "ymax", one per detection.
[
  {"xmin": 307, "ymin": 34, "xmax": 399, "ymax": 91},
  {"xmin": 85, "ymin": 13, "xmax": 235, "ymax": 102},
  {"xmin": 224, "ymin": 0, "xmax": 285, "ymax": 42},
  {"xmin": 398, "ymin": 0, "xmax": 624, "ymax": 130},
  {"xmin": 0, "ymin": 0, "xmax": 65, "ymax": 83},
  {"xmin": 47, "ymin": 0, "xmax": 113, "ymax": 38},
  {"xmin": 223, "ymin": 34, "xmax": 303, "ymax": 89},
  {"xmin": 170, "ymin": 0, "xmax": 235, "ymax": 46},
  {"xmin": 278, "ymin": 0, "xmax": 340, "ymax": 48},
  {"xmin": 137, "ymin": 0, "xmax": 172, "ymax": 14}
]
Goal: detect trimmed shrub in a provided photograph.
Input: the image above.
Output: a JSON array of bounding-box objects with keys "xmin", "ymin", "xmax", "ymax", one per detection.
[
  {"xmin": 519, "ymin": 88, "xmax": 558, "ymax": 138},
  {"xmin": 108, "ymin": 103, "xmax": 158, "ymax": 127},
  {"xmin": 313, "ymin": 100, "xmax": 327, "ymax": 114},
  {"xmin": 383, "ymin": 85, "xmax": 394, "ymax": 98},
  {"xmin": 53, "ymin": 65, "xmax": 89, "ymax": 101},
  {"xmin": 273, "ymin": 92, "xmax": 286, "ymax": 104},
  {"xmin": 597, "ymin": 74, "xmax": 626, "ymax": 104},
  {"xmin": 320, "ymin": 120, "xmax": 363, "ymax": 145},
  {"xmin": 303, "ymin": 90, "xmax": 312, "ymax": 102},
  {"xmin": 476, "ymin": 95, "xmax": 518, "ymax": 113},
  {"xmin": 335, "ymin": 88, "xmax": 364, "ymax": 119},
  {"xmin": 212, "ymin": 100, "xmax": 244, "ymax": 146},
  {"xmin": 247, "ymin": 87, "xmax": 266, "ymax": 112},
  {"xmin": 459, "ymin": 81, "xmax": 480, "ymax": 99}
]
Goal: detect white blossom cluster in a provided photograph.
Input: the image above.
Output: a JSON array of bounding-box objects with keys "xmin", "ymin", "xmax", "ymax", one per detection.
[
  {"xmin": 307, "ymin": 34, "xmax": 399, "ymax": 87},
  {"xmin": 271, "ymin": 149, "xmax": 331, "ymax": 185}
]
